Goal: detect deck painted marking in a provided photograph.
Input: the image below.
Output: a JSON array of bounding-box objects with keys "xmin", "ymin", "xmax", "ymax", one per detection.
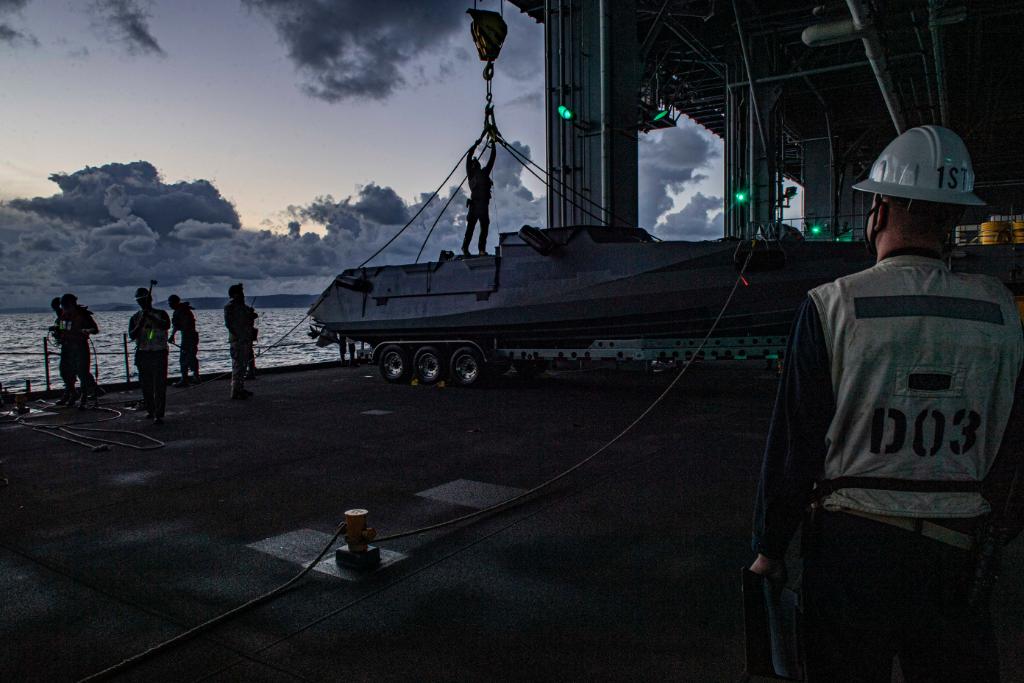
[
  {"xmin": 248, "ymin": 529, "xmax": 405, "ymax": 581},
  {"xmin": 361, "ymin": 409, "xmax": 394, "ymax": 416},
  {"xmin": 416, "ymin": 479, "xmax": 527, "ymax": 510}
]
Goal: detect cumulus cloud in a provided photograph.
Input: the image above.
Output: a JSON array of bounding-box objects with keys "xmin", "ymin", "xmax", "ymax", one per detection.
[
  {"xmin": 655, "ymin": 192, "xmax": 723, "ymax": 241},
  {"xmin": 0, "ymin": 0, "xmax": 37, "ymax": 47},
  {"xmin": 0, "ymin": 149, "xmax": 544, "ymax": 307},
  {"xmin": 243, "ymin": 0, "xmax": 541, "ymax": 102},
  {"xmin": 637, "ymin": 122, "xmax": 720, "ymax": 230},
  {"xmin": 89, "ymin": 0, "xmax": 164, "ymax": 56}
]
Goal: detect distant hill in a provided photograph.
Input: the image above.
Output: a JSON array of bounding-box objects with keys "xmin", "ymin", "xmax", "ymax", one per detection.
[{"xmin": 0, "ymin": 294, "xmax": 320, "ymax": 314}]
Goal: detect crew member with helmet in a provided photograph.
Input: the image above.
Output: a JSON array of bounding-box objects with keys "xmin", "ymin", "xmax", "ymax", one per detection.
[
  {"xmin": 168, "ymin": 294, "xmax": 200, "ymax": 386},
  {"xmin": 463, "ymin": 137, "xmax": 497, "ymax": 257},
  {"xmin": 128, "ymin": 287, "xmax": 171, "ymax": 424},
  {"xmin": 749, "ymin": 126, "xmax": 1024, "ymax": 680},
  {"xmin": 224, "ymin": 283, "xmax": 256, "ymax": 400},
  {"xmin": 58, "ymin": 293, "xmax": 100, "ymax": 409},
  {"xmin": 49, "ymin": 296, "xmax": 78, "ymax": 406}
]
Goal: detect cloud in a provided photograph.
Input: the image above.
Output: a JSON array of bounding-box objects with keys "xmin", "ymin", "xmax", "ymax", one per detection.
[
  {"xmin": 89, "ymin": 0, "xmax": 164, "ymax": 56},
  {"xmin": 0, "ymin": 0, "xmax": 37, "ymax": 47},
  {"xmin": 169, "ymin": 219, "xmax": 236, "ymax": 242},
  {"xmin": 1, "ymin": 152, "xmax": 545, "ymax": 307},
  {"xmin": 655, "ymin": 192, "xmax": 724, "ymax": 241},
  {"xmin": 637, "ymin": 121, "xmax": 720, "ymax": 230},
  {"xmin": 10, "ymin": 161, "xmax": 241, "ymax": 237},
  {"xmin": 244, "ymin": 1, "xmax": 541, "ymax": 103}
]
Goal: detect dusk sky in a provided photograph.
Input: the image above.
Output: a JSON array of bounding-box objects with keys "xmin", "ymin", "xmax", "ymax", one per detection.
[{"xmin": 0, "ymin": 0, "xmax": 727, "ymax": 308}]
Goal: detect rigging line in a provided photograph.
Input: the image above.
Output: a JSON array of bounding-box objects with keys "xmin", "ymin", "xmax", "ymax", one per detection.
[
  {"xmin": 76, "ymin": 522, "xmax": 348, "ymax": 683},
  {"xmin": 357, "ymin": 145, "xmax": 475, "ymax": 269},
  {"xmin": 497, "ymin": 138, "xmax": 610, "ymax": 226},
  {"xmin": 195, "ymin": 252, "xmax": 760, "ymax": 681},
  {"xmin": 81, "ymin": 249, "xmax": 756, "ymax": 680},
  {"xmin": 493, "ymin": 134, "xmax": 616, "ymax": 214},
  {"xmin": 371, "ymin": 247, "xmax": 754, "ymax": 544},
  {"xmin": 497, "ymin": 135, "xmax": 616, "ymax": 216},
  {"xmin": 497, "ymin": 136, "xmax": 640, "ymax": 229},
  {"xmin": 416, "ymin": 175, "xmax": 469, "ymax": 263}
]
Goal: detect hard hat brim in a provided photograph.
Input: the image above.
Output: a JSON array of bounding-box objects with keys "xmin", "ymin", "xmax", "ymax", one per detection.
[{"xmin": 852, "ymin": 179, "xmax": 986, "ymax": 206}]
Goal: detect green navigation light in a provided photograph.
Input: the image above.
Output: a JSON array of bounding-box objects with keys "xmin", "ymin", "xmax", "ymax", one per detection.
[
  {"xmin": 652, "ymin": 109, "xmax": 669, "ymax": 122},
  {"xmin": 734, "ymin": 191, "xmax": 748, "ymax": 203},
  {"xmin": 810, "ymin": 225, "xmax": 822, "ymax": 235},
  {"xmin": 557, "ymin": 105, "xmax": 575, "ymax": 121}
]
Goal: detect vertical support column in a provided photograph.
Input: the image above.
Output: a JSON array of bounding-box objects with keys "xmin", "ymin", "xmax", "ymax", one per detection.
[
  {"xmin": 43, "ymin": 337, "xmax": 51, "ymax": 392},
  {"xmin": 545, "ymin": 0, "xmax": 638, "ymax": 228},
  {"xmin": 123, "ymin": 333, "xmax": 131, "ymax": 385}
]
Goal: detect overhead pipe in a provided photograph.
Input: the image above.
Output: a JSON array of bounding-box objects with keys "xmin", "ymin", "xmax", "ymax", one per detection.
[
  {"xmin": 801, "ymin": 1, "xmax": 906, "ymax": 134},
  {"xmin": 928, "ymin": 0, "xmax": 955, "ymax": 127},
  {"xmin": 845, "ymin": 0, "xmax": 905, "ymax": 134}
]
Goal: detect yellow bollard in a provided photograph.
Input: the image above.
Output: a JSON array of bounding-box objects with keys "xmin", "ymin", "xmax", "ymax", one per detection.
[{"xmin": 337, "ymin": 509, "xmax": 381, "ymax": 571}]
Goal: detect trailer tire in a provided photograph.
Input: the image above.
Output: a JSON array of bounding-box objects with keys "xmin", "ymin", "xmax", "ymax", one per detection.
[
  {"xmin": 450, "ymin": 346, "xmax": 485, "ymax": 387},
  {"xmin": 378, "ymin": 345, "xmax": 412, "ymax": 384},
  {"xmin": 413, "ymin": 346, "xmax": 446, "ymax": 385}
]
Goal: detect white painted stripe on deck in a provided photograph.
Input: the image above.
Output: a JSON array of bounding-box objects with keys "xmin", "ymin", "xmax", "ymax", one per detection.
[
  {"xmin": 416, "ymin": 479, "xmax": 527, "ymax": 510},
  {"xmin": 247, "ymin": 529, "xmax": 405, "ymax": 581},
  {"xmin": 361, "ymin": 409, "xmax": 394, "ymax": 416}
]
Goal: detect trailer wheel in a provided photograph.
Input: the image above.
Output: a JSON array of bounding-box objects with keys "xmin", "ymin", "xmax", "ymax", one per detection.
[
  {"xmin": 450, "ymin": 346, "xmax": 484, "ymax": 387},
  {"xmin": 413, "ymin": 346, "xmax": 446, "ymax": 385},
  {"xmin": 378, "ymin": 345, "xmax": 412, "ymax": 383}
]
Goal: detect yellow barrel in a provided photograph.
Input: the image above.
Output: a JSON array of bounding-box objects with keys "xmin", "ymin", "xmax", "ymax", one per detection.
[
  {"xmin": 1013, "ymin": 220, "xmax": 1024, "ymax": 244},
  {"xmin": 979, "ymin": 221, "xmax": 1011, "ymax": 245}
]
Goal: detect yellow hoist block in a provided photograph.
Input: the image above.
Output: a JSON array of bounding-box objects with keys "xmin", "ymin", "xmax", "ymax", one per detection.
[{"xmin": 467, "ymin": 9, "xmax": 507, "ymax": 62}]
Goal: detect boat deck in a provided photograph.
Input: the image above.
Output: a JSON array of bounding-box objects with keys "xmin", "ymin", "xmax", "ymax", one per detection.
[{"xmin": 3, "ymin": 364, "xmax": 1022, "ymax": 681}]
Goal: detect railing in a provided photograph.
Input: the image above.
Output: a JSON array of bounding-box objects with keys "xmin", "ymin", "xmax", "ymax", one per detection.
[{"xmin": 0, "ymin": 334, "xmax": 359, "ymax": 397}]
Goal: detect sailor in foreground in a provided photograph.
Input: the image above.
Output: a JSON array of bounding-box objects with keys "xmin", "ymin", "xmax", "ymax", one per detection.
[
  {"xmin": 224, "ymin": 283, "xmax": 256, "ymax": 400},
  {"xmin": 749, "ymin": 126, "xmax": 1024, "ymax": 681},
  {"xmin": 463, "ymin": 137, "xmax": 496, "ymax": 256},
  {"xmin": 128, "ymin": 287, "xmax": 171, "ymax": 424}
]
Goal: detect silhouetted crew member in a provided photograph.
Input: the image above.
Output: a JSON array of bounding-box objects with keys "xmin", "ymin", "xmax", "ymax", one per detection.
[
  {"xmin": 246, "ymin": 303, "xmax": 259, "ymax": 380},
  {"xmin": 750, "ymin": 126, "xmax": 1024, "ymax": 681},
  {"xmin": 129, "ymin": 287, "xmax": 170, "ymax": 424},
  {"xmin": 168, "ymin": 294, "xmax": 200, "ymax": 386},
  {"xmin": 463, "ymin": 138, "xmax": 496, "ymax": 256},
  {"xmin": 49, "ymin": 297, "xmax": 77, "ymax": 406},
  {"xmin": 224, "ymin": 283, "xmax": 256, "ymax": 400},
  {"xmin": 59, "ymin": 293, "xmax": 99, "ymax": 409}
]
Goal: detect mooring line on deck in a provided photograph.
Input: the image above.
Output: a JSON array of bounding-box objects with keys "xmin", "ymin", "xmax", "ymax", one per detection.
[{"xmin": 76, "ymin": 246, "xmax": 760, "ymax": 682}]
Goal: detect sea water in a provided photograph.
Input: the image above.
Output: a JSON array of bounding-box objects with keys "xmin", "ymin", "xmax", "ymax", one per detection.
[{"xmin": 0, "ymin": 307, "xmax": 350, "ymax": 390}]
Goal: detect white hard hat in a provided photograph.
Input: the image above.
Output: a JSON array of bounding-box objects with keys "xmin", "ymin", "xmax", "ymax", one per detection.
[{"xmin": 853, "ymin": 125, "xmax": 985, "ymax": 206}]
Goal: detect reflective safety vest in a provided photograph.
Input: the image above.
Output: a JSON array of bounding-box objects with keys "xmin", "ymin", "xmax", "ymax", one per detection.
[
  {"xmin": 134, "ymin": 311, "xmax": 169, "ymax": 353},
  {"xmin": 809, "ymin": 255, "xmax": 1024, "ymax": 518}
]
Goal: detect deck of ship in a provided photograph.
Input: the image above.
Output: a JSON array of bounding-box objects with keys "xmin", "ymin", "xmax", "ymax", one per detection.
[{"xmin": 2, "ymin": 363, "xmax": 1022, "ymax": 681}]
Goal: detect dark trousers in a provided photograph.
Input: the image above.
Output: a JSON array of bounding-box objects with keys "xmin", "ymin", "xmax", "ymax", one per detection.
[
  {"xmin": 179, "ymin": 331, "xmax": 199, "ymax": 380},
  {"xmin": 64, "ymin": 343, "xmax": 95, "ymax": 397},
  {"xmin": 135, "ymin": 351, "xmax": 168, "ymax": 418},
  {"xmin": 463, "ymin": 203, "xmax": 490, "ymax": 253},
  {"xmin": 802, "ymin": 510, "xmax": 998, "ymax": 682},
  {"xmin": 58, "ymin": 346, "xmax": 76, "ymax": 392}
]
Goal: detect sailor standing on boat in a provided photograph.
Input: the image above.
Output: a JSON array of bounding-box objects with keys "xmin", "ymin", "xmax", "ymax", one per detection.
[
  {"xmin": 128, "ymin": 287, "xmax": 171, "ymax": 424},
  {"xmin": 749, "ymin": 126, "xmax": 1024, "ymax": 681},
  {"xmin": 224, "ymin": 283, "xmax": 256, "ymax": 400},
  {"xmin": 463, "ymin": 137, "xmax": 496, "ymax": 257}
]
